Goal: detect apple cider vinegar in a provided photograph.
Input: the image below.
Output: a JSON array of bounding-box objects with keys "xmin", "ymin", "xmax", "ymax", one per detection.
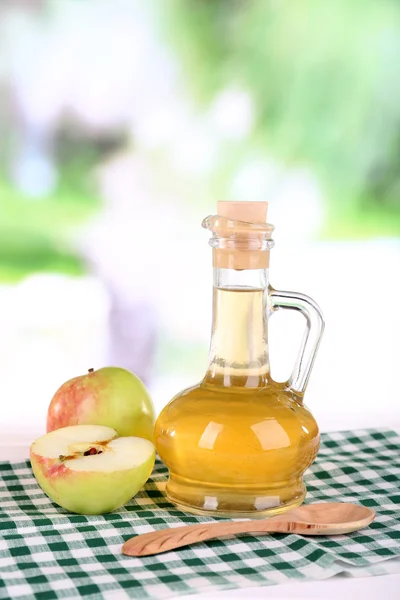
[{"xmin": 155, "ymin": 202, "xmax": 324, "ymax": 517}]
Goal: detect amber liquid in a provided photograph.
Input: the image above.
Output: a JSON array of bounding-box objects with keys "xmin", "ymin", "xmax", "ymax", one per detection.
[{"xmin": 155, "ymin": 288, "xmax": 319, "ymax": 517}]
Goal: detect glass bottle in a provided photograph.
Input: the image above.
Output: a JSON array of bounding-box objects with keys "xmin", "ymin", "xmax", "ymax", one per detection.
[{"xmin": 155, "ymin": 201, "xmax": 325, "ymax": 517}]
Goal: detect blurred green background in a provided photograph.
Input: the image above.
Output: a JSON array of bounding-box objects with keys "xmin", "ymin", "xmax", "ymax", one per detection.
[{"xmin": 1, "ymin": 0, "xmax": 399, "ymax": 283}]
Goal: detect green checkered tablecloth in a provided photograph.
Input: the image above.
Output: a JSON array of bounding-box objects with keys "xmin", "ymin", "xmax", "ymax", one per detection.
[{"xmin": 1, "ymin": 429, "xmax": 399, "ymax": 600}]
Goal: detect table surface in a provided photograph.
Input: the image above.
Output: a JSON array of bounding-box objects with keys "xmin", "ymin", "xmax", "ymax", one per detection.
[{"xmin": 2, "ymin": 431, "xmax": 399, "ymax": 600}]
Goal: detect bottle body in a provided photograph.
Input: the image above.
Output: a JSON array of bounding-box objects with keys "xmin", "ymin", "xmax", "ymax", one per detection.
[
  {"xmin": 155, "ymin": 380, "xmax": 319, "ymax": 517},
  {"xmin": 155, "ymin": 282, "xmax": 320, "ymax": 517}
]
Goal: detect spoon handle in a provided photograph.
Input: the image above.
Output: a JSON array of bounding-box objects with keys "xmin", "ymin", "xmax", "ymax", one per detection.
[{"xmin": 122, "ymin": 517, "xmax": 294, "ymax": 557}]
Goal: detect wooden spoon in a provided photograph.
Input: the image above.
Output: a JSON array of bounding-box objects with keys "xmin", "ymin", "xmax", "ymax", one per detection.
[{"xmin": 122, "ymin": 502, "xmax": 375, "ymax": 557}]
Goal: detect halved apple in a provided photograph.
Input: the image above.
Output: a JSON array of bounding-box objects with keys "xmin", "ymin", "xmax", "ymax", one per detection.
[{"xmin": 30, "ymin": 425, "xmax": 155, "ymax": 514}]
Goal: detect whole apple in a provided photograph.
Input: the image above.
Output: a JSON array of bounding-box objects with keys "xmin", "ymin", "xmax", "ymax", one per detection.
[
  {"xmin": 31, "ymin": 425, "xmax": 155, "ymax": 514},
  {"xmin": 47, "ymin": 367, "xmax": 155, "ymax": 441}
]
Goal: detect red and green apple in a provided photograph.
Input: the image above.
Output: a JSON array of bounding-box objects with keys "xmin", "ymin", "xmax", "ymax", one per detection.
[
  {"xmin": 30, "ymin": 425, "xmax": 155, "ymax": 514},
  {"xmin": 47, "ymin": 367, "xmax": 155, "ymax": 441}
]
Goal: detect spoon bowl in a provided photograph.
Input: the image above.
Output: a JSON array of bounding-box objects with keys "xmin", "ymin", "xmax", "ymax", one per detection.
[{"xmin": 280, "ymin": 502, "xmax": 374, "ymax": 528}]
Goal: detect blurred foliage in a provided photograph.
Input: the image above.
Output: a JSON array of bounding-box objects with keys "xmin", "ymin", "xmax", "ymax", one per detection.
[
  {"xmin": 161, "ymin": 0, "xmax": 400, "ymax": 231},
  {"xmin": 1, "ymin": 0, "xmax": 400, "ymax": 283},
  {"xmin": 0, "ymin": 180, "xmax": 97, "ymax": 282},
  {"xmin": 0, "ymin": 131, "xmax": 110, "ymax": 281}
]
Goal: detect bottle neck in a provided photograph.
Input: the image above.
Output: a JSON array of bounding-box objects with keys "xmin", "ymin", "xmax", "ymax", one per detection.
[{"xmin": 204, "ymin": 268, "xmax": 270, "ymax": 388}]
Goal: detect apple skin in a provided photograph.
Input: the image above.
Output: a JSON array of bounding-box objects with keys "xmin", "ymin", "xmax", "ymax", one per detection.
[
  {"xmin": 47, "ymin": 367, "xmax": 155, "ymax": 441},
  {"xmin": 30, "ymin": 449, "xmax": 155, "ymax": 514}
]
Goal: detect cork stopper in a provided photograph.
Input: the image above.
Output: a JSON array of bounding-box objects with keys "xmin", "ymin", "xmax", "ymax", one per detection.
[
  {"xmin": 208, "ymin": 201, "xmax": 272, "ymax": 270},
  {"xmin": 217, "ymin": 201, "xmax": 268, "ymax": 224}
]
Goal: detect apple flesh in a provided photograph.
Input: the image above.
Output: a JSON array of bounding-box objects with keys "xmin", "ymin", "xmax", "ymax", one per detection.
[
  {"xmin": 47, "ymin": 367, "xmax": 155, "ymax": 441},
  {"xmin": 30, "ymin": 425, "xmax": 155, "ymax": 514}
]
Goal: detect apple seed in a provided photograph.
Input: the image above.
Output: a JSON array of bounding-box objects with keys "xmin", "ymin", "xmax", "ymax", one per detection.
[{"xmin": 84, "ymin": 447, "xmax": 102, "ymax": 456}]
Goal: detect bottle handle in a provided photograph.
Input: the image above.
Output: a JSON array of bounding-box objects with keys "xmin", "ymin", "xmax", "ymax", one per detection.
[{"xmin": 269, "ymin": 288, "xmax": 325, "ymax": 398}]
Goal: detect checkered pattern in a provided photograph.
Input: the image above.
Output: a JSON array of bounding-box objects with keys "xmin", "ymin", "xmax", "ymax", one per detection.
[{"xmin": 0, "ymin": 429, "xmax": 399, "ymax": 600}]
